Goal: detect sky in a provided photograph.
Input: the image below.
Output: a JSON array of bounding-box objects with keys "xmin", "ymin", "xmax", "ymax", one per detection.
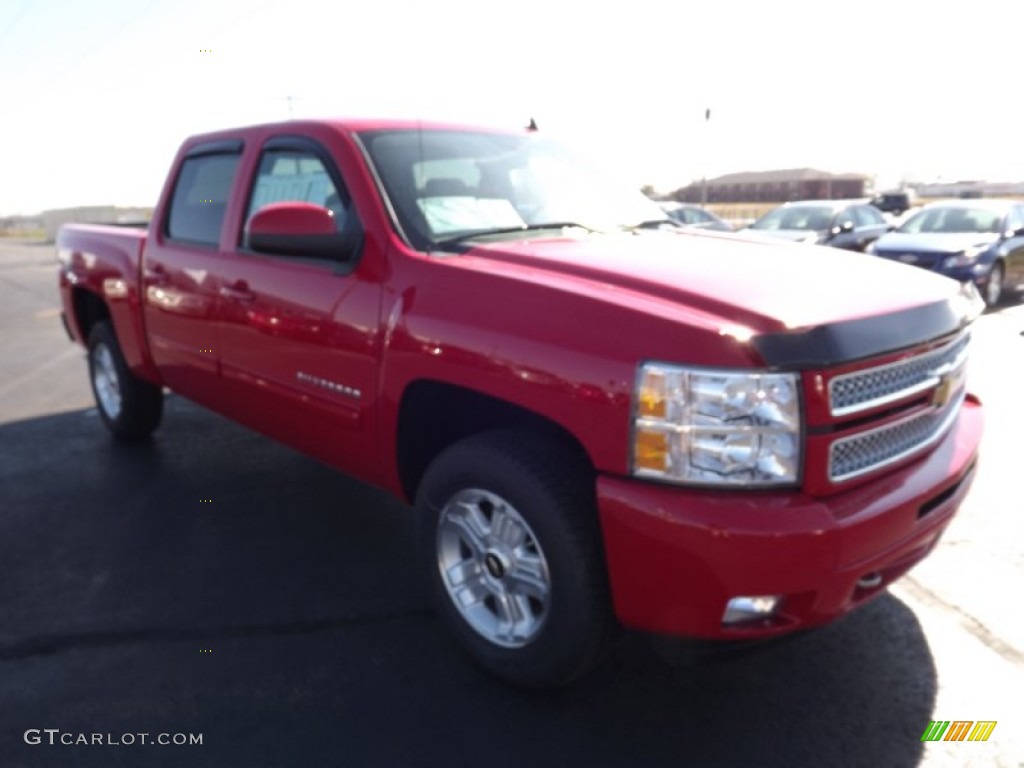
[{"xmin": 1, "ymin": 0, "xmax": 1023, "ymax": 216}]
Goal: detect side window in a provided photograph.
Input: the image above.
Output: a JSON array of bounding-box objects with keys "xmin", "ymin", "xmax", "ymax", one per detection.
[
  {"xmin": 834, "ymin": 207, "xmax": 857, "ymax": 228},
  {"xmin": 166, "ymin": 153, "xmax": 241, "ymax": 245},
  {"xmin": 1006, "ymin": 206, "xmax": 1024, "ymax": 233},
  {"xmin": 857, "ymin": 206, "xmax": 883, "ymax": 226},
  {"xmin": 246, "ymin": 149, "xmax": 346, "ymax": 231}
]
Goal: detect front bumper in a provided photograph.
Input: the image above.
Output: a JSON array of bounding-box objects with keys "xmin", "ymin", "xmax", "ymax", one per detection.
[
  {"xmin": 597, "ymin": 395, "xmax": 983, "ymax": 638},
  {"xmin": 939, "ymin": 264, "xmax": 993, "ymax": 286}
]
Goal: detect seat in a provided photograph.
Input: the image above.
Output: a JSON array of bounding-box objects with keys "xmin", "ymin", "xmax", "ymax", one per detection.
[
  {"xmin": 423, "ymin": 178, "xmax": 472, "ymax": 197},
  {"xmin": 805, "ymin": 212, "xmax": 832, "ymax": 230},
  {"xmin": 944, "ymin": 210, "xmax": 971, "ymax": 232},
  {"xmin": 476, "ymin": 162, "xmax": 514, "ymax": 199}
]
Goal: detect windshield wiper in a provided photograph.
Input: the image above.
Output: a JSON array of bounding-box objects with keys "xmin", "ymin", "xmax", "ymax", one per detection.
[
  {"xmin": 435, "ymin": 222, "xmax": 596, "ymax": 248},
  {"xmin": 623, "ymin": 219, "xmax": 681, "ymax": 232}
]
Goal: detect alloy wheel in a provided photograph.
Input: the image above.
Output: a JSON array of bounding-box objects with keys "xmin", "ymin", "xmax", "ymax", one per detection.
[{"xmin": 436, "ymin": 488, "xmax": 551, "ymax": 648}]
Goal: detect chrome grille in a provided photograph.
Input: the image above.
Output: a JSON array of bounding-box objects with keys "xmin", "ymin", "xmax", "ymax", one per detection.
[
  {"xmin": 829, "ymin": 333, "xmax": 969, "ymax": 417},
  {"xmin": 829, "ymin": 391, "xmax": 965, "ymax": 482},
  {"xmin": 882, "ymin": 251, "xmax": 943, "ymax": 269}
]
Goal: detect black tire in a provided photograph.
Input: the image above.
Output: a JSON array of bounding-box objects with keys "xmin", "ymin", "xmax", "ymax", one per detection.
[
  {"xmin": 87, "ymin": 322, "xmax": 163, "ymax": 440},
  {"xmin": 983, "ymin": 262, "xmax": 1004, "ymax": 308},
  {"xmin": 416, "ymin": 430, "xmax": 613, "ymax": 687}
]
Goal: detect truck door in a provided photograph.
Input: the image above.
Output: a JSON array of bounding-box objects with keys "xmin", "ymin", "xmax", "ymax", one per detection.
[
  {"xmin": 212, "ymin": 136, "xmax": 382, "ymax": 479},
  {"xmin": 142, "ymin": 141, "xmax": 243, "ymax": 400}
]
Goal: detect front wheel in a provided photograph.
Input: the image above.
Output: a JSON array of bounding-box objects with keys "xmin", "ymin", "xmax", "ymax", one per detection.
[
  {"xmin": 416, "ymin": 431, "xmax": 612, "ymax": 687},
  {"xmin": 87, "ymin": 322, "xmax": 163, "ymax": 440},
  {"xmin": 983, "ymin": 262, "xmax": 1004, "ymax": 307}
]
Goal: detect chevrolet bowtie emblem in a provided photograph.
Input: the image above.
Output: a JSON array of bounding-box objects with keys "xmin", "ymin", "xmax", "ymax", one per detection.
[{"xmin": 931, "ymin": 372, "xmax": 955, "ymax": 408}]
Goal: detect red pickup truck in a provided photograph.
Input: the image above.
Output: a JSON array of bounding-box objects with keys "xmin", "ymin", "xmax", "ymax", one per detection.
[{"xmin": 57, "ymin": 119, "xmax": 984, "ymax": 686}]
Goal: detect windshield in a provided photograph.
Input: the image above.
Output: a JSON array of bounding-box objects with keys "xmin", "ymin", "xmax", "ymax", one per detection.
[
  {"xmin": 357, "ymin": 129, "xmax": 667, "ymax": 249},
  {"xmin": 749, "ymin": 205, "xmax": 836, "ymax": 231},
  {"xmin": 665, "ymin": 206, "xmax": 712, "ymax": 225},
  {"xmin": 897, "ymin": 206, "xmax": 1003, "ymax": 234}
]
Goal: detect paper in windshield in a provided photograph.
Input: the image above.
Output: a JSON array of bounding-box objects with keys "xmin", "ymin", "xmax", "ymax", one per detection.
[{"xmin": 417, "ymin": 197, "xmax": 524, "ymax": 235}]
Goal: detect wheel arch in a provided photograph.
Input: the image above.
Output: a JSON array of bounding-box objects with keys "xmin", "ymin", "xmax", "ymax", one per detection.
[
  {"xmin": 70, "ymin": 286, "xmax": 111, "ymax": 343},
  {"xmin": 395, "ymin": 379, "xmax": 595, "ymax": 503}
]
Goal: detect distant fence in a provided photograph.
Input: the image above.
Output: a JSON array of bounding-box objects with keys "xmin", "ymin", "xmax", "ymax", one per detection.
[
  {"xmin": 706, "ymin": 203, "xmax": 777, "ymax": 229},
  {"xmin": 0, "ymin": 228, "xmax": 47, "ymax": 241}
]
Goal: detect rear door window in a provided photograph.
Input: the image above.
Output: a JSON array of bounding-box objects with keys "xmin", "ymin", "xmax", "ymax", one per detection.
[{"xmin": 166, "ymin": 153, "xmax": 241, "ymax": 246}]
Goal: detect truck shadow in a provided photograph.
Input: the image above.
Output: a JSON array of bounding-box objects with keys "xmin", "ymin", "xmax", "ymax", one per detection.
[{"xmin": 0, "ymin": 398, "xmax": 935, "ymax": 767}]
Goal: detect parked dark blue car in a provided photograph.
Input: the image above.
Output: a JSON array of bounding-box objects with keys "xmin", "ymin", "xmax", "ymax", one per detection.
[{"xmin": 866, "ymin": 200, "xmax": 1024, "ymax": 306}]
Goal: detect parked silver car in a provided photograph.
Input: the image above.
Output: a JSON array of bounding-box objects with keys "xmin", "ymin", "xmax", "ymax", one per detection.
[
  {"xmin": 741, "ymin": 200, "xmax": 890, "ymax": 251},
  {"xmin": 659, "ymin": 202, "xmax": 732, "ymax": 231}
]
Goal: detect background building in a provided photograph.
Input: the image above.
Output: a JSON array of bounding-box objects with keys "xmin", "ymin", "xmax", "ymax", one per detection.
[
  {"xmin": 912, "ymin": 180, "xmax": 1024, "ymax": 199},
  {"xmin": 673, "ymin": 168, "xmax": 872, "ymax": 203}
]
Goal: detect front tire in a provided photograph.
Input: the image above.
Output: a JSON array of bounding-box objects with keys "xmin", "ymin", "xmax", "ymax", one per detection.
[
  {"xmin": 87, "ymin": 322, "xmax": 163, "ymax": 440},
  {"xmin": 416, "ymin": 430, "xmax": 612, "ymax": 687},
  {"xmin": 983, "ymin": 262, "xmax": 1004, "ymax": 307}
]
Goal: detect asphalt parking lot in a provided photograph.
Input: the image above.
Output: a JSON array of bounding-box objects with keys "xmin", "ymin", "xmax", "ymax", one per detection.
[{"xmin": 2, "ymin": 240, "xmax": 1022, "ymax": 767}]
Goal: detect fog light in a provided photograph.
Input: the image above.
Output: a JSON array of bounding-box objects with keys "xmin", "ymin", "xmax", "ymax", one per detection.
[{"xmin": 722, "ymin": 595, "xmax": 781, "ymax": 625}]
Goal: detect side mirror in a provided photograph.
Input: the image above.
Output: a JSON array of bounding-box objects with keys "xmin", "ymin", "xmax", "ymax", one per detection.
[{"xmin": 246, "ymin": 202, "xmax": 357, "ymax": 260}]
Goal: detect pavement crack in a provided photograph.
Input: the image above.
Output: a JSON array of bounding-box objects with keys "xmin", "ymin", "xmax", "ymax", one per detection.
[
  {"xmin": 900, "ymin": 576, "xmax": 1024, "ymax": 668},
  {"xmin": 0, "ymin": 609, "xmax": 433, "ymax": 662}
]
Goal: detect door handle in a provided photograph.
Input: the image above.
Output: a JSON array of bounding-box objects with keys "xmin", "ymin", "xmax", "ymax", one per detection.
[
  {"xmin": 219, "ymin": 281, "xmax": 255, "ymax": 302},
  {"xmin": 144, "ymin": 263, "xmax": 169, "ymax": 285}
]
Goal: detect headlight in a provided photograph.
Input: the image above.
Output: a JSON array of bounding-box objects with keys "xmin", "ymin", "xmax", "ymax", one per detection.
[
  {"xmin": 952, "ymin": 279, "xmax": 985, "ymax": 321},
  {"xmin": 632, "ymin": 364, "xmax": 801, "ymax": 487},
  {"xmin": 942, "ymin": 244, "xmax": 988, "ymax": 269}
]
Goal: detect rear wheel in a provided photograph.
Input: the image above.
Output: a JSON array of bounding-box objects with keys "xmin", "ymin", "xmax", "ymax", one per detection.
[
  {"xmin": 87, "ymin": 322, "xmax": 163, "ymax": 440},
  {"xmin": 416, "ymin": 430, "xmax": 612, "ymax": 687},
  {"xmin": 983, "ymin": 262, "xmax": 1004, "ymax": 307}
]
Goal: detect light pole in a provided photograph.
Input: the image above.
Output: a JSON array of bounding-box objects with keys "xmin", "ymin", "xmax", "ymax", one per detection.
[{"xmin": 701, "ymin": 107, "xmax": 711, "ymax": 206}]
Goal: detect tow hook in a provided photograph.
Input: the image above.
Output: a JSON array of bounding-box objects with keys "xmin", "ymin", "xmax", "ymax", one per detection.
[{"xmin": 857, "ymin": 572, "xmax": 883, "ymax": 589}]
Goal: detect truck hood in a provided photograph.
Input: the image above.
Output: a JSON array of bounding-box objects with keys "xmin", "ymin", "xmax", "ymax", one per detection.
[{"xmin": 453, "ymin": 231, "xmax": 981, "ymax": 367}]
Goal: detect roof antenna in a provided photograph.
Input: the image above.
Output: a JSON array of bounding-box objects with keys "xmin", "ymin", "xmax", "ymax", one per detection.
[
  {"xmin": 526, "ymin": 117, "xmax": 538, "ymax": 132},
  {"xmin": 280, "ymin": 94, "xmax": 298, "ymax": 118}
]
